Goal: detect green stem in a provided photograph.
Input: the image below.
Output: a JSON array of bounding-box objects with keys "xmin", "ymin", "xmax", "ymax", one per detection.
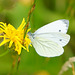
[
  {"xmin": 24, "ymin": 0, "xmax": 36, "ymax": 38},
  {"xmin": 15, "ymin": 55, "xmax": 20, "ymax": 75},
  {"xmin": 16, "ymin": 0, "xmax": 36, "ymax": 74},
  {"xmin": 0, "ymin": 50, "xmax": 9, "ymax": 57}
]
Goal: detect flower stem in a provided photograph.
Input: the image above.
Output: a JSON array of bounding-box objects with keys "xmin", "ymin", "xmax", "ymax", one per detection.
[
  {"xmin": 0, "ymin": 49, "xmax": 9, "ymax": 57},
  {"xmin": 17, "ymin": 55, "xmax": 21, "ymax": 70},
  {"xmin": 16, "ymin": 0, "xmax": 36, "ymax": 74},
  {"xmin": 24, "ymin": 0, "xmax": 36, "ymax": 38},
  {"xmin": 10, "ymin": 55, "xmax": 17, "ymax": 75}
]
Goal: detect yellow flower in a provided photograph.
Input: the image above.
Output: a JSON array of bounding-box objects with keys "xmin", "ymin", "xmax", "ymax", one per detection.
[{"xmin": 0, "ymin": 18, "xmax": 32, "ymax": 55}]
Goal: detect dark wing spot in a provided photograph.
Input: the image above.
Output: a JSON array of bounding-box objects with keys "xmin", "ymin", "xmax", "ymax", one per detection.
[
  {"xmin": 66, "ymin": 25, "xmax": 68, "ymax": 27},
  {"xmin": 59, "ymin": 30, "xmax": 61, "ymax": 32},
  {"xmin": 60, "ymin": 39, "xmax": 62, "ymax": 41},
  {"xmin": 32, "ymin": 36, "xmax": 35, "ymax": 39}
]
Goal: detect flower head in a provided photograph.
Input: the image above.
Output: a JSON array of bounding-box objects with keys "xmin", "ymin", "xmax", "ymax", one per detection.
[{"xmin": 0, "ymin": 18, "xmax": 32, "ymax": 55}]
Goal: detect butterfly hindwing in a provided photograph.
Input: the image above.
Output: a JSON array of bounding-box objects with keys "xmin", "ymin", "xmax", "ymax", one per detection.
[{"xmin": 31, "ymin": 37, "xmax": 64, "ymax": 57}]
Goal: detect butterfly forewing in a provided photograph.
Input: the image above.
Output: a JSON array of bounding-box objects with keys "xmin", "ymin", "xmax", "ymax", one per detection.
[
  {"xmin": 34, "ymin": 19, "xmax": 69, "ymax": 34},
  {"xmin": 34, "ymin": 32, "xmax": 70, "ymax": 47}
]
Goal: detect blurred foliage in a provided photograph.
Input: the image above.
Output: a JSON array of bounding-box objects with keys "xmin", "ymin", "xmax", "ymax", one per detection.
[
  {"xmin": 0, "ymin": 0, "xmax": 75, "ymax": 75},
  {"xmin": 18, "ymin": 0, "xmax": 34, "ymax": 6},
  {"xmin": 0, "ymin": 0, "xmax": 17, "ymax": 11}
]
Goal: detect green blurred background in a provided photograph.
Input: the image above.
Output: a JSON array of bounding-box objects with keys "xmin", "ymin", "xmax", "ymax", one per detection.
[{"xmin": 0, "ymin": 0, "xmax": 75, "ymax": 75}]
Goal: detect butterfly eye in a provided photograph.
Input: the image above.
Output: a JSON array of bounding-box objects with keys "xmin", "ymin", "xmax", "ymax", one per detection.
[{"xmin": 59, "ymin": 30, "xmax": 61, "ymax": 32}]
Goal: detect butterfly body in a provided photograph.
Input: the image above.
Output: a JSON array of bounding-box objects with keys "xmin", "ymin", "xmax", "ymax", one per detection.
[{"xmin": 28, "ymin": 19, "xmax": 70, "ymax": 57}]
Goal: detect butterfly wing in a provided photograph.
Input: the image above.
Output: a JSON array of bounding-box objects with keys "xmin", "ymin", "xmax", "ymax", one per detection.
[
  {"xmin": 34, "ymin": 32, "xmax": 70, "ymax": 47},
  {"xmin": 28, "ymin": 19, "xmax": 70, "ymax": 57},
  {"xmin": 31, "ymin": 36, "xmax": 64, "ymax": 57},
  {"xmin": 34, "ymin": 19, "xmax": 69, "ymax": 34}
]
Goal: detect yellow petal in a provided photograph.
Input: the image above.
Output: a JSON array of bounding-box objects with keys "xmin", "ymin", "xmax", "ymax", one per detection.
[
  {"xmin": 22, "ymin": 45, "xmax": 26, "ymax": 50},
  {"xmin": 17, "ymin": 46, "xmax": 21, "ymax": 55},
  {"xmin": 0, "ymin": 36, "xmax": 4, "ymax": 37},
  {"xmin": 4, "ymin": 23, "xmax": 6, "ymax": 27},
  {"xmin": 0, "ymin": 22, "xmax": 6, "ymax": 27},
  {"xmin": 30, "ymin": 44, "xmax": 32, "ymax": 47},
  {"xmin": 15, "ymin": 43, "xmax": 21, "ymax": 55},
  {"xmin": 27, "ymin": 28, "xmax": 31, "ymax": 33},
  {"xmin": 15, "ymin": 43, "xmax": 18, "ymax": 51},
  {"xmin": 0, "ymin": 31, "xmax": 3, "ymax": 33},
  {"xmin": 15, "ymin": 40, "xmax": 26, "ymax": 55},
  {"xmin": 15, "ymin": 36, "xmax": 22, "ymax": 42},
  {"xmin": 0, "ymin": 39, "xmax": 10, "ymax": 46},
  {"xmin": 0, "ymin": 28, "xmax": 5, "ymax": 32},
  {"xmin": 17, "ymin": 40, "xmax": 26, "ymax": 50},
  {"xmin": 9, "ymin": 41, "xmax": 13, "ymax": 48},
  {"xmin": 0, "ymin": 25, "xmax": 5, "ymax": 29},
  {"xmin": 18, "ymin": 18, "xmax": 26, "ymax": 30},
  {"xmin": 26, "ymin": 46, "xmax": 29, "ymax": 52}
]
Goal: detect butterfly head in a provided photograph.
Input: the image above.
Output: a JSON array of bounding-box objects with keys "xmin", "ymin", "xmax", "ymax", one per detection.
[{"xmin": 28, "ymin": 32, "xmax": 35, "ymax": 41}]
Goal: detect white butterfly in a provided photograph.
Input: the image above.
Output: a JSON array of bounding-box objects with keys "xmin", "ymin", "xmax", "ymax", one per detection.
[{"xmin": 28, "ymin": 19, "xmax": 70, "ymax": 57}]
